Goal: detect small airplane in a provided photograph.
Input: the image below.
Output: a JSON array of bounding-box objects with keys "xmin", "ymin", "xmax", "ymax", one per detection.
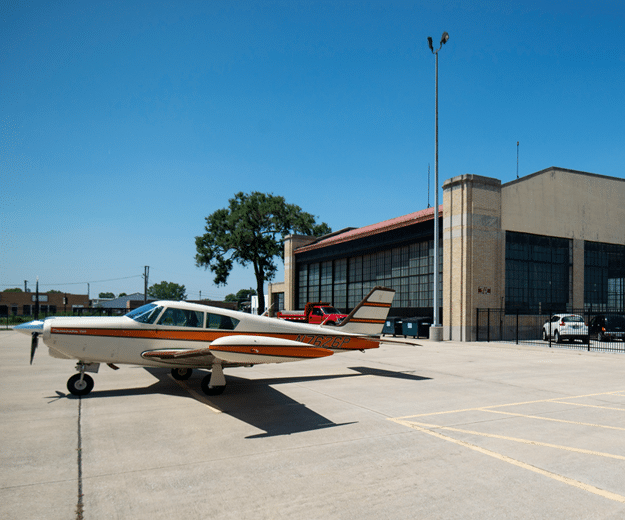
[{"xmin": 15, "ymin": 287, "xmax": 396, "ymax": 397}]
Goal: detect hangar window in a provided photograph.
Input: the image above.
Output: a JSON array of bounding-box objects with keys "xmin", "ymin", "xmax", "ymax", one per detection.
[
  {"xmin": 296, "ymin": 238, "xmax": 439, "ymax": 313},
  {"xmin": 505, "ymin": 232, "xmax": 571, "ymax": 314},
  {"xmin": 585, "ymin": 241, "xmax": 625, "ymax": 312}
]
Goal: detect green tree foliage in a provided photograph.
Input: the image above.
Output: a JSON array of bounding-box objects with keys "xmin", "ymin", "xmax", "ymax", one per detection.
[
  {"xmin": 4, "ymin": 288, "xmax": 22, "ymax": 292},
  {"xmin": 224, "ymin": 288, "xmax": 257, "ymax": 310},
  {"xmin": 147, "ymin": 281, "xmax": 187, "ymax": 301},
  {"xmin": 118, "ymin": 292, "xmax": 127, "ymax": 297},
  {"xmin": 99, "ymin": 292, "xmax": 115, "ymax": 298},
  {"xmin": 195, "ymin": 192, "xmax": 331, "ymax": 314}
]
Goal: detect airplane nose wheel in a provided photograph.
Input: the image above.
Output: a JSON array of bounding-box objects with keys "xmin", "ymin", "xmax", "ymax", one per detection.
[{"xmin": 67, "ymin": 373, "xmax": 94, "ymax": 396}]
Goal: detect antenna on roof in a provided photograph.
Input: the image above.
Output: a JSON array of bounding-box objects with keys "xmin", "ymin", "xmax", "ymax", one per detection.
[
  {"xmin": 516, "ymin": 141, "xmax": 519, "ymax": 179},
  {"xmin": 427, "ymin": 163, "xmax": 431, "ymax": 208}
]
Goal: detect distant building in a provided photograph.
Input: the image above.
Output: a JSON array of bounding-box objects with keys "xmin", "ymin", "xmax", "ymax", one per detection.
[
  {"xmin": 98, "ymin": 292, "xmax": 146, "ymax": 309},
  {"xmin": 0, "ymin": 292, "xmax": 89, "ymax": 316}
]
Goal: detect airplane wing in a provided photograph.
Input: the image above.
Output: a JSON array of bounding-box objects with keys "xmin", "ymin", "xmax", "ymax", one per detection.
[{"xmin": 142, "ymin": 334, "xmax": 334, "ymax": 366}]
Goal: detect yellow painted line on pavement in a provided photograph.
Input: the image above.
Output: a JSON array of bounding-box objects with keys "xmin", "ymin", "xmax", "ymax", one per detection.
[
  {"xmin": 481, "ymin": 409, "xmax": 625, "ymax": 431},
  {"xmin": 391, "ymin": 418, "xmax": 625, "ymax": 504},
  {"xmin": 393, "ymin": 390, "xmax": 625, "ymax": 420},
  {"xmin": 555, "ymin": 401, "xmax": 625, "ymax": 413},
  {"xmin": 176, "ymin": 379, "xmax": 222, "ymax": 413},
  {"xmin": 396, "ymin": 420, "xmax": 625, "ymax": 461}
]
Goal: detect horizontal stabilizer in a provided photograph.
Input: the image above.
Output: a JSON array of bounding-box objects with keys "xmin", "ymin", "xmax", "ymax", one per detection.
[{"xmin": 335, "ymin": 286, "xmax": 395, "ymax": 335}]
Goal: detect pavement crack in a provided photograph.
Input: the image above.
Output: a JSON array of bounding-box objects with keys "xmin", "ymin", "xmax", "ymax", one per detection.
[{"xmin": 76, "ymin": 397, "xmax": 84, "ymax": 520}]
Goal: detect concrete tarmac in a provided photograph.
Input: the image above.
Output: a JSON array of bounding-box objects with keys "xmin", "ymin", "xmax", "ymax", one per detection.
[{"xmin": 2, "ymin": 329, "xmax": 625, "ymax": 519}]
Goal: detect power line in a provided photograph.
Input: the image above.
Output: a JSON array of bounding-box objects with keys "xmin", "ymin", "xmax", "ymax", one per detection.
[{"xmin": 1, "ymin": 275, "xmax": 142, "ymax": 287}]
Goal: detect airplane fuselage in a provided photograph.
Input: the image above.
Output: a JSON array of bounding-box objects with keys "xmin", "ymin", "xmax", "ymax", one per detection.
[{"xmin": 38, "ymin": 303, "xmax": 379, "ymax": 368}]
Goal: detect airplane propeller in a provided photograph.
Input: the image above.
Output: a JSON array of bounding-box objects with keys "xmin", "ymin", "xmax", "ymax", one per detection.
[{"xmin": 30, "ymin": 332, "xmax": 39, "ymax": 365}]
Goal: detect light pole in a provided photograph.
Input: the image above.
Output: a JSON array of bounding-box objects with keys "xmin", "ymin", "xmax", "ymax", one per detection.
[{"xmin": 427, "ymin": 31, "xmax": 449, "ymax": 340}]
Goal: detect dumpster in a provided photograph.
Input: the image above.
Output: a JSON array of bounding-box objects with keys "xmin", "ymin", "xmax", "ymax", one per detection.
[
  {"xmin": 402, "ymin": 317, "xmax": 431, "ymax": 338},
  {"xmin": 382, "ymin": 317, "xmax": 403, "ymax": 336}
]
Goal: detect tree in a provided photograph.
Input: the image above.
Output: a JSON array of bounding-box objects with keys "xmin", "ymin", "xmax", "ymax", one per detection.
[
  {"xmin": 225, "ymin": 288, "xmax": 257, "ymax": 311},
  {"xmin": 99, "ymin": 292, "xmax": 115, "ymax": 298},
  {"xmin": 4, "ymin": 288, "xmax": 22, "ymax": 292},
  {"xmin": 195, "ymin": 192, "xmax": 331, "ymax": 314},
  {"xmin": 147, "ymin": 281, "xmax": 187, "ymax": 301},
  {"xmin": 118, "ymin": 292, "xmax": 127, "ymax": 297}
]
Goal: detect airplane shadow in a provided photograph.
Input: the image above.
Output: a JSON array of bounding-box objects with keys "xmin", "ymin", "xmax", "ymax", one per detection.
[{"xmin": 48, "ymin": 366, "xmax": 431, "ymax": 438}]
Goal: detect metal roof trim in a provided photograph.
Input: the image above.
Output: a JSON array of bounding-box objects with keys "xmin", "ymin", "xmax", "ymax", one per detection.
[{"xmin": 295, "ymin": 206, "xmax": 441, "ymax": 254}]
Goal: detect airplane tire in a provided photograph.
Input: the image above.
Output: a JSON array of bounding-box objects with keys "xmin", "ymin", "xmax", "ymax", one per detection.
[
  {"xmin": 171, "ymin": 368, "xmax": 192, "ymax": 380},
  {"xmin": 201, "ymin": 374, "xmax": 225, "ymax": 396},
  {"xmin": 67, "ymin": 373, "xmax": 94, "ymax": 396}
]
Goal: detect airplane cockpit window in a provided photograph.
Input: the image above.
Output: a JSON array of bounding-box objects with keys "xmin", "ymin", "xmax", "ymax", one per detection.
[
  {"xmin": 207, "ymin": 313, "xmax": 240, "ymax": 330},
  {"xmin": 157, "ymin": 308, "xmax": 205, "ymax": 328},
  {"xmin": 126, "ymin": 304, "xmax": 163, "ymax": 324}
]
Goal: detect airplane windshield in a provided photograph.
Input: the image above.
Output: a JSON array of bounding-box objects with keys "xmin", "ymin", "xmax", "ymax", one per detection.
[{"xmin": 126, "ymin": 304, "xmax": 163, "ymax": 324}]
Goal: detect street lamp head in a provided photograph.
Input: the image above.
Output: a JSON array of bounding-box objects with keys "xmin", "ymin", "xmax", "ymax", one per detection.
[
  {"xmin": 440, "ymin": 32, "xmax": 449, "ymax": 45},
  {"xmin": 427, "ymin": 36, "xmax": 434, "ymax": 52}
]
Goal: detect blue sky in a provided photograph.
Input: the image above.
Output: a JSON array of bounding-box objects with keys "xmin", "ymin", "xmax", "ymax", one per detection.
[{"xmin": 2, "ymin": 0, "xmax": 624, "ymax": 300}]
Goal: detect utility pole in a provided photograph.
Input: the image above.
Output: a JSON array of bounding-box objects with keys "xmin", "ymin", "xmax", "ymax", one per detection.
[
  {"xmin": 143, "ymin": 266, "xmax": 150, "ymax": 304},
  {"xmin": 35, "ymin": 277, "xmax": 39, "ymax": 320},
  {"xmin": 517, "ymin": 141, "xmax": 519, "ymax": 179}
]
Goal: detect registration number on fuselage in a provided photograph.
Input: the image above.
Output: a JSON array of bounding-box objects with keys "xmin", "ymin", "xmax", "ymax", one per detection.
[{"xmin": 295, "ymin": 335, "xmax": 352, "ymax": 349}]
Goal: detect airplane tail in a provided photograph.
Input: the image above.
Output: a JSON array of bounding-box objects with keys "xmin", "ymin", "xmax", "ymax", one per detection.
[{"xmin": 332, "ymin": 286, "xmax": 395, "ymax": 335}]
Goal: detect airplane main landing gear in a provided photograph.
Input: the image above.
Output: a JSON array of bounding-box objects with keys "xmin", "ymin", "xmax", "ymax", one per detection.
[{"xmin": 201, "ymin": 364, "xmax": 226, "ymax": 396}]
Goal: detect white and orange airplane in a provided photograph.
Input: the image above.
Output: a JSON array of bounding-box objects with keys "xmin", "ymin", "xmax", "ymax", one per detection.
[{"xmin": 15, "ymin": 287, "xmax": 395, "ymax": 397}]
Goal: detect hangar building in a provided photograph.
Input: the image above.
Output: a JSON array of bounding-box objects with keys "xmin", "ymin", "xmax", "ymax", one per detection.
[{"xmin": 268, "ymin": 167, "xmax": 625, "ymax": 341}]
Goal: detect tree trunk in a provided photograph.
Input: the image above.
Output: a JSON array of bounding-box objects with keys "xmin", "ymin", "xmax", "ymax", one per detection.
[{"xmin": 255, "ymin": 273, "xmax": 265, "ymax": 315}]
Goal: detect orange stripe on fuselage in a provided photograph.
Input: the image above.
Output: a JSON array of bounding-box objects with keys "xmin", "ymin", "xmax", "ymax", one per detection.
[{"xmin": 49, "ymin": 327, "xmax": 379, "ymax": 350}]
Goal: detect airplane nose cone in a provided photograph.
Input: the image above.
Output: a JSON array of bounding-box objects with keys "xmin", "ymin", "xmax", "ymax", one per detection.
[{"xmin": 14, "ymin": 320, "xmax": 45, "ymax": 335}]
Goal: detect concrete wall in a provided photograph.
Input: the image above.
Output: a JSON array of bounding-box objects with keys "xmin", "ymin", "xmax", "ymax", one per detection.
[{"xmin": 501, "ymin": 167, "xmax": 625, "ymax": 243}]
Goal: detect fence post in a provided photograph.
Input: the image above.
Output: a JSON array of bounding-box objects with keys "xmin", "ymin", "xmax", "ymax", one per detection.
[
  {"xmin": 476, "ymin": 309, "xmax": 480, "ymax": 342},
  {"xmin": 587, "ymin": 310, "xmax": 591, "ymax": 352},
  {"xmin": 487, "ymin": 308, "xmax": 491, "ymax": 342},
  {"xmin": 549, "ymin": 313, "xmax": 552, "ymax": 347},
  {"xmin": 516, "ymin": 311, "xmax": 519, "ymax": 345}
]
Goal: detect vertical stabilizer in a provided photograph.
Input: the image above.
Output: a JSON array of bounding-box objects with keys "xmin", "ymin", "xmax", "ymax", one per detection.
[{"xmin": 333, "ymin": 286, "xmax": 395, "ymax": 335}]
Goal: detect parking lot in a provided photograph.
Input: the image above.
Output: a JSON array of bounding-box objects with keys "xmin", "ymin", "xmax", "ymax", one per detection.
[{"xmin": 2, "ymin": 329, "xmax": 625, "ymax": 519}]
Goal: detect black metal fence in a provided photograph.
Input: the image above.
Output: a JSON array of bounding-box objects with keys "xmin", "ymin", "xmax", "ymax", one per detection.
[{"xmin": 476, "ymin": 308, "xmax": 625, "ymax": 353}]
